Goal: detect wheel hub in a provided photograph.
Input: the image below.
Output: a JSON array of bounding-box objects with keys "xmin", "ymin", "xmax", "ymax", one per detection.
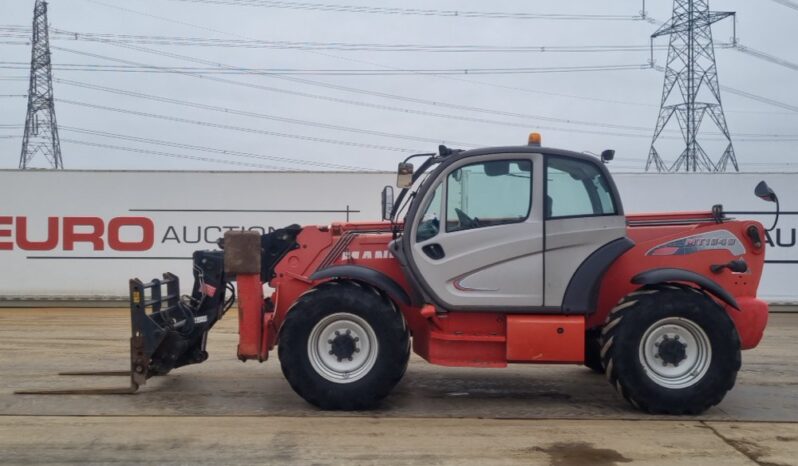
[
  {"xmin": 656, "ymin": 335, "xmax": 688, "ymax": 367},
  {"xmin": 308, "ymin": 313, "xmax": 379, "ymax": 384},
  {"xmin": 638, "ymin": 317, "xmax": 712, "ymax": 389},
  {"xmin": 328, "ymin": 330, "xmax": 360, "ymax": 362}
]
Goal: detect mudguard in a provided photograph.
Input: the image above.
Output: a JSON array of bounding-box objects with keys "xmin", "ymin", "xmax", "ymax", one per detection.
[
  {"xmin": 631, "ymin": 268, "xmax": 740, "ymax": 310},
  {"xmin": 310, "ymin": 265, "xmax": 411, "ymax": 306}
]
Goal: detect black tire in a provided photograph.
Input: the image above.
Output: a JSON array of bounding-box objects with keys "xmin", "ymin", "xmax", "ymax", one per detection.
[
  {"xmin": 600, "ymin": 284, "xmax": 741, "ymax": 414},
  {"xmin": 278, "ymin": 280, "xmax": 410, "ymax": 410},
  {"xmin": 584, "ymin": 328, "xmax": 604, "ymax": 374}
]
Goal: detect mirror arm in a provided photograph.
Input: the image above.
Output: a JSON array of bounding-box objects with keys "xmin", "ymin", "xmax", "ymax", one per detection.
[
  {"xmin": 403, "ymin": 152, "xmax": 436, "ymax": 165},
  {"xmin": 766, "ymin": 197, "xmax": 780, "ymax": 232}
]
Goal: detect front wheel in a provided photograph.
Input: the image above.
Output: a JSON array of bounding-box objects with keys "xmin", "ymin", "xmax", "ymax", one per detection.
[
  {"xmin": 278, "ymin": 281, "xmax": 410, "ymax": 410},
  {"xmin": 601, "ymin": 285, "xmax": 741, "ymax": 414}
]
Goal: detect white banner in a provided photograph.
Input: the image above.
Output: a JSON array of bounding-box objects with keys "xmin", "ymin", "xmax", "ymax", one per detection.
[{"xmin": 0, "ymin": 169, "xmax": 794, "ymax": 301}]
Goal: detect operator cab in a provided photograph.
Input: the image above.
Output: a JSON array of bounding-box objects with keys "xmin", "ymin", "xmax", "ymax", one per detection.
[{"xmin": 390, "ymin": 134, "xmax": 628, "ymax": 314}]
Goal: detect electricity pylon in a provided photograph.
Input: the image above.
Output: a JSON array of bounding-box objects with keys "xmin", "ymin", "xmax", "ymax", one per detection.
[
  {"xmin": 647, "ymin": 0, "xmax": 737, "ymax": 172},
  {"xmin": 20, "ymin": 0, "xmax": 63, "ymax": 169}
]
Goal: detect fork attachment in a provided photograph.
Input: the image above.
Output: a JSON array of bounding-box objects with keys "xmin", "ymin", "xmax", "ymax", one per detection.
[{"xmin": 15, "ymin": 250, "xmax": 230, "ymax": 395}]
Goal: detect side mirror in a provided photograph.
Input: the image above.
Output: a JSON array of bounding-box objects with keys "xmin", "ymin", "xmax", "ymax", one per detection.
[
  {"xmin": 601, "ymin": 150, "xmax": 615, "ymax": 164},
  {"xmin": 397, "ymin": 162, "xmax": 414, "ymax": 188},
  {"xmin": 381, "ymin": 186, "xmax": 395, "ymax": 221},
  {"xmin": 755, "ymin": 181, "xmax": 778, "ymax": 203}
]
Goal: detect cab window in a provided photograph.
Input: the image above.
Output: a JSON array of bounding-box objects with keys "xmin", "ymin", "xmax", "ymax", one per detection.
[
  {"xmin": 416, "ymin": 183, "xmax": 443, "ymax": 242},
  {"xmin": 546, "ymin": 157, "xmax": 617, "ymax": 219},
  {"xmin": 446, "ymin": 160, "xmax": 532, "ymax": 233}
]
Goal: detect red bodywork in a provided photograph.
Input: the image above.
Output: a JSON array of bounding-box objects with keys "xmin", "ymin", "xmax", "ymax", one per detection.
[{"xmin": 235, "ymin": 212, "xmax": 769, "ymax": 367}]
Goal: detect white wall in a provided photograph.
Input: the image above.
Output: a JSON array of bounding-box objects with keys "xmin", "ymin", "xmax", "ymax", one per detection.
[{"xmin": 0, "ymin": 169, "xmax": 794, "ymax": 301}]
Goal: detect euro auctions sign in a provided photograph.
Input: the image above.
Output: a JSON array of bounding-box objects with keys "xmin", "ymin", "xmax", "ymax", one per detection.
[
  {"xmin": 0, "ymin": 215, "xmax": 279, "ymax": 252},
  {"xmin": 0, "ymin": 170, "xmax": 390, "ymax": 299}
]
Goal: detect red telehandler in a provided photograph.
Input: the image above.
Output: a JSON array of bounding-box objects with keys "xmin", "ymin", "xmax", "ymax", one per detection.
[{"xmin": 19, "ymin": 136, "xmax": 776, "ymax": 414}]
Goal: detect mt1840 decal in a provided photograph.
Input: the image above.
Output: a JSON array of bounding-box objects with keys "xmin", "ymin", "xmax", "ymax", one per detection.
[{"xmin": 647, "ymin": 230, "xmax": 745, "ymax": 257}]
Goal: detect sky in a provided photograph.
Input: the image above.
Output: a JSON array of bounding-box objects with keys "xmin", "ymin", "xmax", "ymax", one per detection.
[{"xmin": 0, "ymin": 0, "xmax": 797, "ymax": 172}]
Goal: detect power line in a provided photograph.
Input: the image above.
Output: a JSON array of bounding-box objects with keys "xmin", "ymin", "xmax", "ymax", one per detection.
[
  {"xmin": 0, "ymin": 61, "xmax": 653, "ymax": 76},
  {"xmin": 61, "ymin": 137, "xmax": 302, "ymax": 170},
  {"xmin": 80, "ymin": 0, "xmax": 666, "ymax": 112},
  {"xmin": 59, "ymin": 126, "xmax": 377, "ymax": 170},
  {"xmin": 735, "ymin": 44, "xmax": 798, "ymax": 72},
  {"xmin": 43, "ymin": 28, "xmax": 684, "ymax": 53},
  {"xmin": 60, "ymin": 44, "xmax": 663, "ymax": 132},
  {"xmin": 52, "ymin": 45, "xmax": 657, "ymax": 135},
  {"xmin": 722, "ymin": 86, "xmax": 798, "ymax": 113},
  {"xmin": 164, "ymin": 0, "xmax": 644, "ymax": 21},
  {"xmin": 768, "ymin": 0, "xmax": 798, "ymax": 11},
  {"xmin": 651, "ymin": 64, "xmax": 798, "ymax": 114},
  {"xmin": 80, "ymin": 0, "xmax": 793, "ymax": 117},
  {"xmin": 49, "ymin": 31, "xmax": 679, "ymax": 53},
  {"xmin": 52, "ymin": 46, "xmax": 798, "ymax": 141},
  {"xmin": 54, "ymin": 78, "xmax": 482, "ymax": 147},
  {"xmin": 56, "ymin": 76, "xmax": 798, "ymax": 143},
  {"xmin": 56, "ymin": 98, "xmax": 424, "ymax": 153}
]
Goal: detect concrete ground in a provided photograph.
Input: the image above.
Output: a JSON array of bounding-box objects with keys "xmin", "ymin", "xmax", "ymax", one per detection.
[{"xmin": 1, "ymin": 309, "xmax": 797, "ymax": 465}]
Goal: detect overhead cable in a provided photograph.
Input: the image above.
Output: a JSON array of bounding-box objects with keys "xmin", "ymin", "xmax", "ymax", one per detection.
[
  {"xmin": 56, "ymin": 98, "xmax": 423, "ymax": 153},
  {"xmin": 59, "ymin": 126, "xmax": 378, "ymax": 171},
  {"xmin": 79, "ymin": 0, "xmax": 791, "ymax": 116},
  {"xmin": 164, "ymin": 0, "xmax": 644, "ymax": 21},
  {"xmin": 0, "ymin": 61, "xmax": 652, "ymax": 76},
  {"xmin": 55, "ymin": 79, "xmax": 482, "ymax": 147}
]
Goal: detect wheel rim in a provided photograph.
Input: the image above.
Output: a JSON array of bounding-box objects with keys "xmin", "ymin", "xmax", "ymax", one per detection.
[
  {"xmin": 638, "ymin": 317, "xmax": 712, "ymax": 389},
  {"xmin": 307, "ymin": 312, "xmax": 379, "ymax": 384}
]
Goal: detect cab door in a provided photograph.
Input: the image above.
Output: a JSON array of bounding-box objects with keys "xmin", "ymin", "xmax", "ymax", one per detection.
[
  {"xmin": 543, "ymin": 155, "xmax": 627, "ymax": 308},
  {"xmin": 404, "ymin": 153, "xmax": 544, "ymax": 310}
]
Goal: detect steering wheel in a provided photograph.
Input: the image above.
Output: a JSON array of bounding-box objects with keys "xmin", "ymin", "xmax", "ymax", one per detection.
[{"xmin": 454, "ymin": 208, "xmax": 479, "ymax": 230}]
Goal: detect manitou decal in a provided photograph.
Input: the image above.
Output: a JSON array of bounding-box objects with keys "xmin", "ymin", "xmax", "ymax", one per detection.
[
  {"xmin": 342, "ymin": 250, "xmax": 394, "ymax": 260},
  {"xmin": 647, "ymin": 230, "xmax": 745, "ymax": 257}
]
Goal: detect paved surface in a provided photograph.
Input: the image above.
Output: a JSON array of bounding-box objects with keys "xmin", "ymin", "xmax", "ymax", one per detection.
[{"xmin": 1, "ymin": 309, "xmax": 797, "ymax": 465}]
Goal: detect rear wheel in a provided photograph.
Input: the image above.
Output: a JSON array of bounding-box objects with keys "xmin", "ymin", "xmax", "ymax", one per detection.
[
  {"xmin": 278, "ymin": 281, "xmax": 410, "ymax": 410},
  {"xmin": 601, "ymin": 284, "xmax": 741, "ymax": 414}
]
